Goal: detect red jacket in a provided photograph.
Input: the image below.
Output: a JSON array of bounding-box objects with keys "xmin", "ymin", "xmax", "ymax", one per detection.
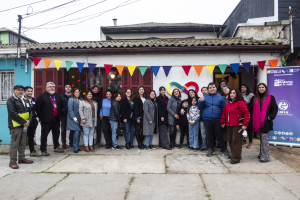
[{"xmin": 220, "ymin": 100, "xmax": 250, "ymax": 127}]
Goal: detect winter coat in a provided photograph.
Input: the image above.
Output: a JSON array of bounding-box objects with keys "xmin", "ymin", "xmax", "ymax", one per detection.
[
  {"xmin": 156, "ymin": 95, "xmax": 169, "ymax": 125},
  {"xmin": 120, "ymin": 97, "xmax": 133, "ymax": 121},
  {"xmin": 133, "ymin": 97, "xmax": 144, "ymax": 125},
  {"xmin": 143, "ymin": 99, "xmax": 158, "ymax": 136},
  {"xmin": 109, "ymin": 100, "xmax": 121, "ymax": 123},
  {"xmin": 6, "ymin": 93, "xmax": 32, "ymax": 129},
  {"xmin": 79, "ymin": 100, "xmax": 98, "ymax": 127},
  {"xmin": 242, "ymin": 92, "xmax": 255, "ymax": 105},
  {"xmin": 92, "ymin": 92, "xmax": 102, "ymax": 116},
  {"xmin": 60, "ymin": 93, "xmax": 72, "ymax": 117},
  {"xmin": 167, "ymin": 97, "xmax": 181, "ymax": 126},
  {"xmin": 179, "ymin": 106, "xmax": 188, "ymax": 125},
  {"xmin": 67, "ymin": 98, "xmax": 82, "ymax": 131},
  {"xmin": 198, "ymin": 92, "xmax": 226, "ymax": 120},
  {"xmin": 187, "ymin": 106, "xmax": 200, "ymax": 123},
  {"xmin": 28, "ymin": 97, "xmax": 38, "ymax": 128},
  {"xmin": 250, "ymin": 95, "xmax": 278, "ymax": 133},
  {"xmin": 220, "ymin": 100, "xmax": 250, "ymax": 127}
]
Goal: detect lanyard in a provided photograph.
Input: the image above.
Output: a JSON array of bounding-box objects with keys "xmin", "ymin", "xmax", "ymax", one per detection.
[{"xmin": 50, "ymin": 95, "xmax": 56, "ymax": 104}]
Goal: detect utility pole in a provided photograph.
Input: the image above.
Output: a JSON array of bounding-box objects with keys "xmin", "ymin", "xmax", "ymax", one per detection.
[
  {"xmin": 17, "ymin": 15, "xmax": 22, "ymax": 58},
  {"xmin": 289, "ymin": 6, "xmax": 294, "ymax": 54}
]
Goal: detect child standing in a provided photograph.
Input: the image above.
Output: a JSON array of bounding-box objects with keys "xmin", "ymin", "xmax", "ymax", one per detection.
[
  {"xmin": 187, "ymin": 97, "xmax": 201, "ymax": 152},
  {"xmin": 179, "ymin": 100, "xmax": 189, "ymax": 148}
]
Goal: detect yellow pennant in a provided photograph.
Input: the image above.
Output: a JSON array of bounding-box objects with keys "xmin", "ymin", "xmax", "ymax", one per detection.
[
  {"xmin": 127, "ymin": 65, "xmax": 136, "ymax": 76},
  {"xmin": 54, "ymin": 60, "xmax": 63, "ymax": 71},
  {"xmin": 206, "ymin": 65, "xmax": 216, "ymax": 75}
]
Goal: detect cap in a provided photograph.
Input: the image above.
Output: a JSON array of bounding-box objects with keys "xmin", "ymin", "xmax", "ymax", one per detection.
[{"xmin": 13, "ymin": 85, "xmax": 24, "ymax": 90}]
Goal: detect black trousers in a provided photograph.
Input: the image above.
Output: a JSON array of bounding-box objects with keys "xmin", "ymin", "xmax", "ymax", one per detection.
[
  {"xmin": 159, "ymin": 125, "xmax": 169, "ymax": 149},
  {"xmin": 102, "ymin": 116, "xmax": 112, "ymax": 147},
  {"xmin": 60, "ymin": 117, "xmax": 74, "ymax": 145},
  {"xmin": 135, "ymin": 121, "xmax": 144, "ymax": 144},
  {"xmin": 203, "ymin": 120, "xmax": 226, "ymax": 152},
  {"xmin": 27, "ymin": 124, "xmax": 38, "ymax": 152},
  {"xmin": 180, "ymin": 123, "xmax": 189, "ymax": 145},
  {"xmin": 40, "ymin": 117, "xmax": 60, "ymax": 152},
  {"xmin": 95, "ymin": 116, "xmax": 102, "ymax": 144}
]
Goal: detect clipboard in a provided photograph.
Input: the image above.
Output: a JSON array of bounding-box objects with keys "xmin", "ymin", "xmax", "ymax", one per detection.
[{"xmin": 12, "ymin": 112, "xmax": 29, "ymax": 127}]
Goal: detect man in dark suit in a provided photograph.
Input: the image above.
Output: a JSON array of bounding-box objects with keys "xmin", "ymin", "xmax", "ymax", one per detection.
[{"xmin": 36, "ymin": 82, "xmax": 63, "ymax": 156}]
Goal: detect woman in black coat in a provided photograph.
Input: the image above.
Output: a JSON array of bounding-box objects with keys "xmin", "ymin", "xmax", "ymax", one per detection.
[
  {"xmin": 156, "ymin": 86, "xmax": 171, "ymax": 150},
  {"xmin": 133, "ymin": 86, "xmax": 146, "ymax": 149},
  {"xmin": 251, "ymin": 83, "xmax": 278, "ymax": 163}
]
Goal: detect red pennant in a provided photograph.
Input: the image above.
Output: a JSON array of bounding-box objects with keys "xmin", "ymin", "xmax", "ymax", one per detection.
[
  {"xmin": 33, "ymin": 57, "xmax": 42, "ymax": 66},
  {"xmin": 257, "ymin": 61, "xmax": 266, "ymax": 70},
  {"xmin": 104, "ymin": 64, "xmax": 113, "ymax": 74},
  {"xmin": 182, "ymin": 65, "xmax": 192, "ymax": 76}
]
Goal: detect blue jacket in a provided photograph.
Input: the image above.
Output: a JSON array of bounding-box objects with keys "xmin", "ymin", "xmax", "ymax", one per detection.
[
  {"xmin": 67, "ymin": 98, "xmax": 81, "ymax": 131},
  {"xmin": 100, "ymin": 98, "xmax": 111, "ymax": 117},
  {"xmin": 198, "ymin": 93, "xmax": 226, "ymax": 120}
]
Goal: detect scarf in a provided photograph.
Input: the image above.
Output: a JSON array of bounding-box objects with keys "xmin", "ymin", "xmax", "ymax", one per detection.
[{"xmin": 253, "ymin": 93, "xmax": 271, "ymax": 133}]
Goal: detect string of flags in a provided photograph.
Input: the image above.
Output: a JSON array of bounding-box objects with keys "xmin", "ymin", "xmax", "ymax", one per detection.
[{"xmin": 32, "ymin": 57, "xmax": 284, "ymax": 77}]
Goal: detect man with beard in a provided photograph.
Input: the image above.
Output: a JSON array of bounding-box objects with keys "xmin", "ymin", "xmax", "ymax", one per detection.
[{"xmin": 91, "ymin": 85, "xmax": 102, "ymax": 149}]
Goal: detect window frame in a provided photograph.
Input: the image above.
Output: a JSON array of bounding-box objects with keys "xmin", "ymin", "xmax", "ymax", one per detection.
[{"xmin": 0, "ymin": 70, "xmax": 14, "ymax": 104}]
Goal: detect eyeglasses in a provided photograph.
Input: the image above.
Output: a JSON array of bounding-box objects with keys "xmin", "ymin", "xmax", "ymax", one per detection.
[
  {"xmin": 126, "ymin": 91, "xmax": 131, "ymax": 93},
  {"xmin": 47, "ymin": 86, "xmax": 55, "ymax": 88}
]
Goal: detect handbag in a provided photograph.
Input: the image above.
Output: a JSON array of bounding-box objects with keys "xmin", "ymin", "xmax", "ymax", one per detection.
[{"xmin": 116, "ymin": 123, "xmax": 125, "ymax": 137}]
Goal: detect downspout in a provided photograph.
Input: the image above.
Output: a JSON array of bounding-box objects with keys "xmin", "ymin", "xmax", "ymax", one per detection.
[{"xmin": 289, "ymin": 6, "xmax": 294, "ymax": 53}]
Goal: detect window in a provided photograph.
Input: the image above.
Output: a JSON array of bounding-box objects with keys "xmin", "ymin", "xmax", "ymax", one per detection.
[{"xmin": 0, "ymin": 71, "xmax": 14, "ymax": 101}]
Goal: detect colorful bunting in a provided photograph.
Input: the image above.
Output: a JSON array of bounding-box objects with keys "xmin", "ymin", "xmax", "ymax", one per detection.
[
  {"xmin": 193, "ymin": 65, "xmax": 204, "ymax": 76},
  {"xmin": 65, "ymin": 61, "xmax": 73, "ymax": 71},
  {"xmin": 43, "ymin": 59, "xmax": 52, "ymax": 69},
  {"xmin": 163, "ymin": 66, "xmax": 172, "ymax": 77},
  {"xmin": 218, "ymin": 64, "xmax": 227, "ymax": 74},
  {"xmin": 182, "ymin": 65, "xmax": 192, "ymax": 76},
  {"xmin": 33, "ymin": 57, "xmax": 42, "ymax": 66},
  {"xmin": 88, "ymin": 63, "xmax": 97, "ymax": 73},
  {"xmin": 54, "ymin": 60, "xmax": 63, "ymax": 71},
  {"xmin": 104, "ymin": 64, "xmax": 113, "ymax": 74},
  {"xmin": 206, "ymin": 65, "xmax": 216, "ymax": 75},
  {"xmin": 282, "ymin": 58, "xmax": 286, "ymax": 67},
  {"xmin": 224, "ymin": 76, "xmax": 229, "ymax": 82},
  {"xmin": 241, "ymin": 62, "xmax": 251, "ymax": 73},
  {"xmin": 139, "ymin": 66, "xmax": 148, "ymax": 76},
  {"xmin": 116, "ymin": 65, "xmax": 125, "ymax": 75},
  {"xmin": 230, "ymin": 63, "xmax": 240, "ymax": 74},
  {"xmin": 76, "ymin": 62, "xmax": 85, "ymax": 73},
  {"xmin": 128, "ymin": 65, "xmax": 136, "ymax": 76},
  {"xmin": 268, "ymin": 59, "xmax": 278, "ymax": 68},
  {"xmin": 257, "ymin": 60, "xmax": 266, "ymax": 70},
  {"xmin": 151, "ymin": 66, "xmax": 160, "ymax": 77}
]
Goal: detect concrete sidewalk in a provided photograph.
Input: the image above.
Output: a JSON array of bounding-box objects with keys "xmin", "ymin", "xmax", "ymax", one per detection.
[{"xmin": 0, "ymin": 144, "xmax": 299, "ymax": 200}]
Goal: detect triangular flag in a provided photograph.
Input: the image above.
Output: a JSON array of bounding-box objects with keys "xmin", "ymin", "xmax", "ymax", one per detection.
[
  {"xmin": 76, "ymin": 62, "xmax": 85, "ymax": 73},
  {"xmin": 182, "ymin": 65, "xmax": 191, "ymax": 76},
  {"xmin": 163, "ymin": 66, "xmax": 172, "ymax": 77},
  {"xmin": 194, "ymin": 65, "xmax": 204, "ymax": 76},
  {"xmin": 33, "ymin": 57, "xmax": 42, "ymax": 66},
  {"xmin": 44, "ymin": 59, "xmax": 52, "ymax": 69},
  {"xmin": 257, "ymin": 61, "xmax": 266, "ymax": 70},
  {"xmin": 65, "ymin": 61, "xmax": 73, "ymax": 71},
  {"xmin": 241, "ymin": 62, "xmax": 251, "ymax": 73},
  {"xmin": 224, "ymin": 76, "xmax": 229, "ymax": 82},
  {"xmin": 218, "ymin": 64, "xmax": 227, "ymax": 74},
  {"xmin": 54, "ymin": 60, "xmax": 63, "ymax": 71},
  {"xmin": 230, "ymin": 63, "xmax": 240, "ymax": 74},
  {"xmin": 128, "ymin": 65, "xmax": 136, "ymax": 76},
  {"xmin": 88, "ymin": 63, "xmax": 97, "ymax": 73},
  {"xmin": 206, "ymin": 65, "xmax": 216, "ymax": 75},
  {"xmin": 282, "ymin": 58, "xmax": 286, "ymax": 67},
  {"xmin": 216, "ymin": 78, "xmax": 222, "ymax": 84},
  {"xmin": 269, "ymin": 59, "xmax": 278, "ymax": 68},
  {"xmin": 139, "ymin": 66, "xmax": 148, "ymax": 76},
  {"xmin": 151, "ymin": 66, "xmax": 160, "ymax": 77},
  {"xmin": 104, "ymin": 64, "xmax": 113, "ymax": 74},
  {"xmin": 116, "ymin": 65, "xmax": 125, "ymax": 75},
  {"xmin": 230, "ymin": 74, "xmax": 236, "ymax": 79}
]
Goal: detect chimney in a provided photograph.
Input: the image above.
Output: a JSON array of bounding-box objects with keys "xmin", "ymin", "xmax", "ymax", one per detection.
[{"xmin": 113, "ymin": 18, "xmax": 117, "ymax": 26}]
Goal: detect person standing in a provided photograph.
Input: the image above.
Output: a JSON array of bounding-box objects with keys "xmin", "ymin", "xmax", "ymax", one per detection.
[
  {"xmin": 109, "ymin": 93, "xmax": 123, "ymax": 150},
  {"xmin": 187, "ymin": 98, "xmax": 201, "ymax": 152},
  {"xmin": 100, "ymin": 90, "xmax": 113, "ymax": 149},
  {"xmin": 133, "ymin": 86, "xmax": 146, "ymax": 149},
  {"xmin": 199, "ymin": 87, "xmax": 208, "ymax": 151},
  {"xmin": 222, "ymin": 85, "xmax": 231, "ymax": 99},
  {"xmin": 60, "ymin": 84, "xmax": 73, "ymax": 149},
  {"xmin": 143, "ymin": 90, "xmax": 158, "ymax": 150},
  {"xmin": 178, "ymin": 100, "xmax": 189, "ymax": 148},
  {"xmin": 217, "ymin": 80, "xmax": 227, "ymax": 96},
  {"xmin": 156, "ymin": 87, "xmax": 171, "ymax": 150},
  {"xmin": 221, "ymin": 88, "xmax": 250, "ymax": 164},
  {"xmin": 198, "ymin": 82, "xmax": 230, "ymax": 158},
  {"xmin": 251, "ymin": 83, "xmax": 278, "ymax": 163},
  {"xmin": 79, "ymin": 90, "xmax": 98, "ymax": 152},
  {"xmin": 167, "ymin": 88, "xmax": 181, "ymax": 149},
  {"xmin": 120, "ymin": 89, "xmax": 135, "ymax": 149},
  {"xmin": 36, "ymin": 82, "xmax": 63, "ymax": 156},
  {"xmin": 92, "ymin": 85, "xmax": 102, "ymax": 149},
  {"xmin": 67, "ymin": 88, "xmax": 82, "ymax": 153},
  {"xmin": 7, "ymin": 85, "xmax": 33, "ymax": 169}
]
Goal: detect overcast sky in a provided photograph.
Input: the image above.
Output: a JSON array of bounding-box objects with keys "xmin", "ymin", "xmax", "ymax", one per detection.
[{"xmin": 1, "ymin": 0, "xmax": 241, "ymax": 43}]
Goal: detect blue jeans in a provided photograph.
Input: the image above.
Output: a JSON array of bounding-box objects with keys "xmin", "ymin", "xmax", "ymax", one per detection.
[
  {"xmin": 146, "ymin": 122, "xmax": 156, "ymax": 146},
  {"xmin": 73, "ymin": 130, "xmax": 81, "ymax": 151},
  {"xmin": 123, "ymin": 120, "xmax": 135, "ymax": 143},
  {"xmin": 189, "ymin": 121, "xmax": 199, "ymax": 148},
  {"xmin": 82, "ymin": 118, "xmax": 95, "ymax": 146},
  {"xmin": 200, "ymin": 121, "xmax": 207, "ymax": 149},
  {"xmin": 110, "ymin": 120, "xmax": 118, "ymax": 147}
]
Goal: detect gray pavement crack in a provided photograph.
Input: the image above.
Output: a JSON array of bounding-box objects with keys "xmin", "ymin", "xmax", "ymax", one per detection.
[
  {"xmin": 215, "ymin": 155, "xmax": 231, "ymax": 173},
  {"xmin": 124, "ymin": 174, "xmax": 135, "ymax": 200}
]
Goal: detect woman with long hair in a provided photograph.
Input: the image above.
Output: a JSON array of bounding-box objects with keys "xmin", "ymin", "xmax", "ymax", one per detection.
[
  {"xmin": 217, "ymin": 80, "xmax": 227, "ymax": 96},
  {"xmin": 221, "ymin": 88, "xmax": 250, "ymax": 164},
  {"xmin": 251, "ymin": 83, "xmax": 278, "ymax": 163},
  {"xmin": 120, "ymin": 88, "xmax": 135, "ymax": 149},
  {"xmin": 133, "ymin": 86, "xmax": 146, "ymax": 149},
  {"xmin": 109, "ymin": 92, "xmax": 122, "ymax": 150},
  {"xmin": 79, "ymin": 90, "xmax": 98, "ymax": 152},
  {"xmin": 100, "ymin": 90, "xmax": 113, "ymax": 149}
]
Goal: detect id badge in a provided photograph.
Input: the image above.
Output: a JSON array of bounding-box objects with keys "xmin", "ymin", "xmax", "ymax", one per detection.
[
  {"xmin": 54, "ymin": 104, "xmax": 57, "ymax": 108},
  {"xmin": 26, "ymin": 103, "xmax": 30, "ymax": 107}
]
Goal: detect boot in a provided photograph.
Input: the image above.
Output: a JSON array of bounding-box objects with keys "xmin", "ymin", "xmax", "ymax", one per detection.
[
  {"xmin": 173, "ymin": 132, "xmax": 179, "ymax": 148},
  {"xmin": 129, "ymin": 142, "xmax": 134, "ymax": 148},
  {"xmin": 89, "ymin": 146, "xmax": 94, "ymax": 152},
  {"xmin": 169, "ymin": 134, "xmax": 174, "ymax": 149},
  {"xmin": 126, "ymin": 143, "xmax": 130, "ymax": 150},
  {"xmin": 85, "ymin": 146, "xmax": 90, "ymax": 152}
]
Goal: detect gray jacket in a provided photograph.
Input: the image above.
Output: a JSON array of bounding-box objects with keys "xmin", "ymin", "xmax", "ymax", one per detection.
[
  {"xmin": 242, "ymin": 92, "xmax": 254, "ymax": 104},
  {"xmin": 143, "ymin": 99, "xmax": 158, "ymax": 136},
  {"xmin": 79, "ymin": 100, "xmax": 98, "ymax": 127},
  {"xmin": 109, "ymin": 100, "xmax": 121, "ymax": 123},
  {"xmin": 167, "ymin": 97, "xmax": 181, "ymax": 126}
]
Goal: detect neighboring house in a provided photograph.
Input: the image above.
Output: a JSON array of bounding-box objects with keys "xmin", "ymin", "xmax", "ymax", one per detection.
[{"xmin": 0, "ymin": 27, "xmax": 37, "ymax": 44}]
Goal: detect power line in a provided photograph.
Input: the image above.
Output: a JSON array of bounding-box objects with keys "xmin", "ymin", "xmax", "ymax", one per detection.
[{"xmin": 0, "ymin": 0, "xmax": 47, "ymax": 13}]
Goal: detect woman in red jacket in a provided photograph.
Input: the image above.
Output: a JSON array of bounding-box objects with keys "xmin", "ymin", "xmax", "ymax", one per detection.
[{"xmin": 221, "ymin": 88, "xmax": 250, "ymax": 164}]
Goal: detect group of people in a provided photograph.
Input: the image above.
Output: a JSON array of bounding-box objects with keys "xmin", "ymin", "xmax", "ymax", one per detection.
[{"xmin": 7, "ymin": 80, "xmax": 278, "ymax": 169}]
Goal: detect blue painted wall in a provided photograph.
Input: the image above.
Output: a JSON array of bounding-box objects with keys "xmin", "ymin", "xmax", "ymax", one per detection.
[{"xmin": 0, "ymin": 58, "xmax": 31, "ymax": 144}]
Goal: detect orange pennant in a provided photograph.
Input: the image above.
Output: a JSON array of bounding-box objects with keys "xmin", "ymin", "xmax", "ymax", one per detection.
[
  {"xmin": 194, "ymin": 65, "xmax": 204, "ymax": 76},
  {"xmin": 116, "ymin": 65, "xmax": 125, "ymax": 75},
  {"xmin": 44, "ymin": 59, "xmax": 52, "ymax": 69},
  {"xmin": 268, "ymin": 59, "xmax": 278, "ymax": 68}
]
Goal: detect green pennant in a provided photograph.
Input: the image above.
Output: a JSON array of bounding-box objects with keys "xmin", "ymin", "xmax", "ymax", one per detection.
[
  {"xmin": 218, "ymin": 64, "xmax": 228, "ymax": 74},
  {"xmin": 139, "ymin": 66, "xmax": 148, "ymax": 76},
  {"xmin": 216, "ymin": 78, "xmax": 222, "ymax": 84},
  {"xmin": 65, "ymin": 61, "xmax": 74, "ymax": 71}
]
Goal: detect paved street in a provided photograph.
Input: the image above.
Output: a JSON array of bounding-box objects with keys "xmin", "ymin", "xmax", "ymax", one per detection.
[{"xmin": 0, "ymin": 144, "xmax": 299, "ymax": 200}]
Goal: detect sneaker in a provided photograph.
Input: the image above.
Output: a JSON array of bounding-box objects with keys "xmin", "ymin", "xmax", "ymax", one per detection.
[
  {"xmin": 30, "ymin": 150, "xmax": 41, "ymax": 157},
  {"xmin": 54, "ymin": 147, "xmax": 64, "ymax": 153},
  {"xmin": 150, "ymin": 145, "xmax": 156, "ymax": 150},
  {"xmin": 193, "ymin": 148, "xmax": 197, "ymax": 152},
  {"xmin": 41, "ymin": 151, "xmax": 50, "ymax": 156},
  {"xmin": 93, "ymin": 143, "xmax": 100, "ymax": 149},
  {"xmin": 243, "ymin": 141, "xmax": 247, "ymax": 146},
  {"xmin": 222, "ymin": 149, "xmax": 231, "ymax": 159},
  {"xmin": 62, "ymin": 144, "xmax": 69, "ymax": 149},
  {"xmin": 207, "ymin": 148, "xmax": 214, "ymax": 157},
  {"xmin": 230, "ymin": 160, "xmax": 238, "ymax": 164},
  {"xmin": 199, "ymin": 148, "xmax": 207, "ymax": 151},
  {"xmin": 246, "ymin": 143, "xmax": 253, "ymax": 148},
  {"xmin": 116, "ymin": 146, "xmax": 122, "ymax": 150},
  {"xmin": 146, "ymin": 146, "xmax": 153, "ymax": 150}
]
